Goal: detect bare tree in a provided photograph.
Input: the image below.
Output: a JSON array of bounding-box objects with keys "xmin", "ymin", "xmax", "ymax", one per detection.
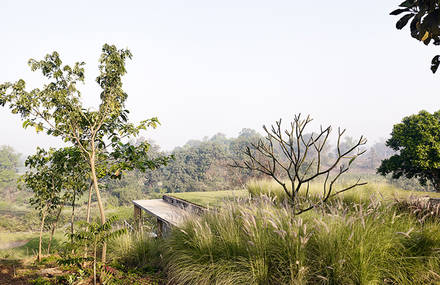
[{"xmin": 233, "ymin": 114, "xmax": 367, "ymax": 215}]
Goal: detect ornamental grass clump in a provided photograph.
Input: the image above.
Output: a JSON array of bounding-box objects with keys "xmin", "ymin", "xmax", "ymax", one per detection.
[
  {"xmin": 164, "ymin": 196, "xmax": 440, "ymax": 284},
  {"xmin": 109, "ymin": 231, "xmax": 162, "ymax": 272},
  {"xmin": 165, "ymin": 197, "xmax": 310, "ymax": 284},
  {"xmin": 394, "ymin": 196, "xmax": 440, "ymax": 223}
]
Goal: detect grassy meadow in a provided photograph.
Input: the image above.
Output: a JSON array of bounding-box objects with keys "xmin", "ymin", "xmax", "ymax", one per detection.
[
  {"xmin": 164, "ymin": 198, "xmax": 440, "ymax": 284},
  {"xmin": 0, "ymin": 232, "xmax": 65, "ymax": 259},
  {"xmin": 171, "ymin": 189, "xmax": 248, "ymax": 207},
  {"xmin": 246, "ymin": 179, "xmax": 440, "ymax": 203},
  {"xmin": 0, "ymin": 204, "xmax": 135, "ymax": 260},
  {"xmin": 171, "ymin": 180, "xmax": 440, "ymax": 208},
  {"xmin": 2, "ymin": 180, "xmax": 440, "ymax": 284},
  {"xmin": 108, "ymin": 180, "xmax": 440, "ymax": 284}
]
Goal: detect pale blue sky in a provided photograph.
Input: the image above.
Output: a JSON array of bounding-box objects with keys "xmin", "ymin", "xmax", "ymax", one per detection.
[{"xmin": 1, "ymin": 0, "xmax": 439, "ymax": 155}]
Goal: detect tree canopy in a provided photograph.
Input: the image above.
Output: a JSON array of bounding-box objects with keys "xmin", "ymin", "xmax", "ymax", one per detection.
[
  {"xmin": 0, "ymin": 44, "xmax": 171, "ymax": 261},
  {"xmin": 137, "ymin": 131, "xmax": 264, "ymax": 194},
  {"xmin": 106, "ymin": 130, "xmax": 396, "ymax": 201},
  {"xmin": 21, "ymin": 147, "xmax": 74, "ymax": 261},
  {"xmin": 378, "ymin": 110, "xmax": 440, "ymax": 191},
  {"xmin": 391, "ymin": 0, "xmax": 440, "ymax": 72}
]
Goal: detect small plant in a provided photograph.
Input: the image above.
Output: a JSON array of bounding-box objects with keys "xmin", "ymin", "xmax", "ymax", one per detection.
[
  {"xmin": 31, "ymin": 276, "xmax": 52, "ymax": 285},
  {"xmin": 59, "ymin": 216, "xmax": 126, "ymax": 285}
]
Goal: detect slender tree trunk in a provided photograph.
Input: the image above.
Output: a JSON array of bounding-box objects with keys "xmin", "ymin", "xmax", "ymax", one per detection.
[
  {"xmin": 83, "ymin": 181, "xmax": 93, "ymax": 266},
  {"xmin": 70, "ymin": 192, "xmax": 76, "ymax": 254},
  {"xmin": 47, "ymin": 205, "xmax": 63, "ymax": 254},
  {"xmin": 86, "ymin": 181, "xmax": 93, "ymax": 223},
  {"xmin": 89, "ymin": 151, "xmax": 107, "ymax": 263},
  {"xmin": 71, "ymin": 190, "xmax": 76, "ymax": 238},
  {"xmin": 93, "ymin": 242, "xmax": 97, "ymax": 285},
  {"xmin": 38, "ymin": 209, "xmax": 47, "ymax": 262}
]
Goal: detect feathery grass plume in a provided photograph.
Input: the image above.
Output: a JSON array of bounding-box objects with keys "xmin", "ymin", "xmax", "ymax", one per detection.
[
  {"xmin": 164, "ymin": 192, "xmax": 440, "ymax": 284},
  {"xmin": 108, "ymin": 231, "xmax": 162, "ymax": 272}
]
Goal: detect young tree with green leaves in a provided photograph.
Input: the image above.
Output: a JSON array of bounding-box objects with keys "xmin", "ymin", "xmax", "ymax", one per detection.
[
  {"xmin": 378, "ymin": 110, "xmax": 440, "ymax": 191},
  {"xmin": 21, "ymin": 148, "xmax": 65, "ymax": 262},
  {"xmin": 23, "ymin": 146, "xmax": 90, "ymax": 258},
  {"xmin": 46, "ymin": 147, "xmax": 89, "ymax": 252},
  {"xmin": 60, "ymin": 216, "xmax": 126, "ymax": 285},
  {"xmin": 0, "ymin": 44, "xmax": 171, "ymax": 261}
]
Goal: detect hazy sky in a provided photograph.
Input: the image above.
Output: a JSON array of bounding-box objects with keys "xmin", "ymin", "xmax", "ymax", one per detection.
[{"xmin": 1, "ymin": 0, "xmax": 439, "ymax": 156}]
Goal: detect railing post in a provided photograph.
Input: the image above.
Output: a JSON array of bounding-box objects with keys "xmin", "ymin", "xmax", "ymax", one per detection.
[
  {"xmin": 134, "ymin": 204, "xmax": 142, "ymax": 231},
  {"xmin": 157, "ymin": 218, "xmax": 163, "ymax": 238}
]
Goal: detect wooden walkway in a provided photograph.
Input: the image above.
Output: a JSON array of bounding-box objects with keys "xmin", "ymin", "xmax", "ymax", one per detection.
[
  {"xmin": 133, "ymin": 195, "xmax": 206, "ymax": 236},
  {"xmin": 132, "ymin": 199, "xmax": 187, "ymax": 227}
]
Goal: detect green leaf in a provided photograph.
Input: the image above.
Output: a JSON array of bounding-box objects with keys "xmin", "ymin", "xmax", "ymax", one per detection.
[
  {"xmin": 409, "ymin": 14, "xmax": 420, "ymax": 38},
  {"xmin": 431, "ymin": 55, "xmax": 440, "ymax": 73},
  {"xmin": 399, "ymin": 0, "xmax": 415, "ymax": 8},
  {"xmin": 22, "ymin": 120, "xmax": 30, "ymax": 129},
  {"xmin": 396, "ymin": 14, "xmax": 414, "ymax": 30},
  {"xmin": 390, "ymin": 8, "xmax": 409, "ymax": 16},
  {"xmin": 35, "ymin": 124, "xmax": 43, "ymax": 133}
]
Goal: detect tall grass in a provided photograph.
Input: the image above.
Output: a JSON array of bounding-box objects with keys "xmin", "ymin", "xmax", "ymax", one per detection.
[
  {"xmin": 246, "ymin": 179, "xmax": 440, "ymax": 205},
  {"xmin": 110, "ymin": 180, "xmax": 440, "ymax": 284},
  {"xmin": 171, "ymin": 190, "xmax": 248, "ymax": 207},
  {"xmin": 109, "ymin": 231, "xmax": 162, "ymax": 273},
  {"xmin": 163, "ymin": 196, "xmax": 440, "ymax": 284}
]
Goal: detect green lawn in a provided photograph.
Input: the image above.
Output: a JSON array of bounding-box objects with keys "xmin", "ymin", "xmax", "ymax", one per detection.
[
  {"xmin": 0, "ymin": 232, "xmax": 37, "ymax": 244},
  {"xmin": 0, "ymin": 206, "xmax": 133, "ymax": 260},
  {"xmin": 170, "ymin": 190, "xmax": 248, "ymax": 207},
  {"xmin": 0, "ymin": 231, "xmax": 65, "ymax": 259}
]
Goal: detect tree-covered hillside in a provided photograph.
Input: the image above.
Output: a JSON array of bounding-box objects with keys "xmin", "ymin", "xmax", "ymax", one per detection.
[{"xmin": 104, "ymin": 129, "xmax": 429, "ymax": 206}]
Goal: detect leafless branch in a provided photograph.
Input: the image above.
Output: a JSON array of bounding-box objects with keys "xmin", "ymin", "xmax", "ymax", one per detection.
[{"xmin": 232, "ymin": 114, "xmax": 367, "ymax": 214}]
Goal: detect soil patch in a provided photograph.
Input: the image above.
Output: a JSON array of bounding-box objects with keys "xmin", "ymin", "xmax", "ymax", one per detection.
[{"xmin": 0, "ymin": 260, "xmax": 38, "ymax": 284}]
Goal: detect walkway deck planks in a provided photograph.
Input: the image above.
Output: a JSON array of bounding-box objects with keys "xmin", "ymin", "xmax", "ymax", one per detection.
[
  {"xmin": 133, "ymin": 199, "xmax": 188, "ymax": 227},
  {"xmin": 133, "ymin": 195, "xmax": 206, "ymax": 237}
]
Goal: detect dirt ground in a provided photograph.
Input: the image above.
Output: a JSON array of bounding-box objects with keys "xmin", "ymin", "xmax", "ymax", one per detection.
[
  {"xmin": 0, "ymin": 259, "xmax": 47, "ymax": 284},
  {"xmin": 0, "ymin": 258, "xmax": 163, "ymax": 285}
]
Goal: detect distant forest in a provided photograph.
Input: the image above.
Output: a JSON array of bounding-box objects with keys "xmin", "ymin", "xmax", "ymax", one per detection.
[
  {"xmin": 103, "ymin": 128, "xmax": 430, "ymax": 205},
  {"xmin": 0, "ymin": 128, "xmax": 431, "ymax": 207}
]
